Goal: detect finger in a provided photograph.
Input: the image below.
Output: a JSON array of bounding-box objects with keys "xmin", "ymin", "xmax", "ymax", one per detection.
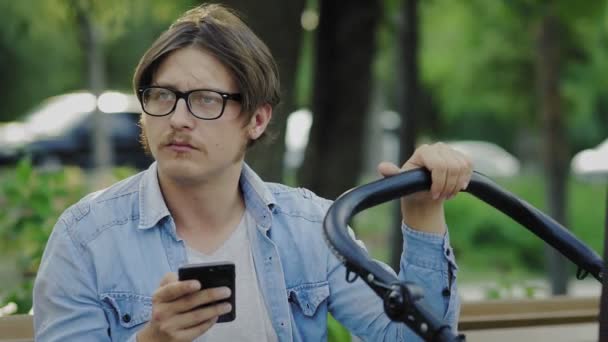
[
  {"xmin": 454, "ymin": 152, "xmax": 473, "ymax": 191},
  {"xmin": 172, "ymin": 287, "xmax": 232, "ymax": 314},
  {"xmin": 159, "ymin": 272, "xmax": 178, "ymax": 287},
  {"xmin": 430, "ymin": 163, "xmax": 448, "ymax": 200},
  {"xmin": 173, "ymin": 316, "xmax": 218, "ymax": 341},
  {"xmin": 438, "ymin": 148, "xmax": 463, "ymax": 199},
  {"xmin": 460, "ymin": 154, "xmax": 474, "ymax": 190},
  {"xmin": 162, "ymin": 302, "xmax": 232, "ymax": 332},
  {"xmin": 377, "ymin": 161, "xmax": 401, "ymax": 177},
  {"xmin": 154, "ymin": 279, "xmax": 201, "ymax": 304}
]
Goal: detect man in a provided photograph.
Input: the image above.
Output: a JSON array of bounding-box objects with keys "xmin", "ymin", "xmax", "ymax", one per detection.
[{"xmin": 33, "ymin": 4, "xmax": 472, "ymax": 342}]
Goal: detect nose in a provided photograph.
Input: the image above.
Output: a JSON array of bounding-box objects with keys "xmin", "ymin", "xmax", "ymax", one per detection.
[{"xmin": 169, "ymin": 98, "xmax": 195, "ymax": 129}]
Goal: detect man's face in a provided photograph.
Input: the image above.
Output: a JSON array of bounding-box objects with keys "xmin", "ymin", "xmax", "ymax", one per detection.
[{"xmin": 140, "ymin": 46, "xmax": 251, "ymax": 185}]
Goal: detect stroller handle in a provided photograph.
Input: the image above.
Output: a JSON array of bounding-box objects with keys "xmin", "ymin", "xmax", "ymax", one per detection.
[{"xmin": 323, "ymin": 169, "xmax": 603, "ymax": 341}]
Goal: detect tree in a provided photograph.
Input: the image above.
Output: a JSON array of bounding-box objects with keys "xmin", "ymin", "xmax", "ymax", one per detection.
[
  {"xmin": 0, "ymin": 0, "xmax": 148, "ymax": 177},
  {"xmin": 419, "ymin": 0, "xmax": 606, "ymax": 294},
  {"xmin": 535, "ymin": 4, "xmax": 574, "ymax": 296},
  {"xmin": 388, "ymin": 0, "xmax": 421, "ymax": 270},
  {"xmin": 222, "ymin": 0, "xmax": 306, "ymax": 182},
  {"xmin": 299, "ymin": 0, "xmax": 380, "ymax": 199}
]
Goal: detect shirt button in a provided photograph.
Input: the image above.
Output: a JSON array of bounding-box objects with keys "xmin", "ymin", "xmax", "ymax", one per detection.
[
  {"xmin": 122, "ymin": 314, "xmax": 131, "ymax": 323},
  {"xmin": 442, "ymin": 288, "xmax": 451, "ymax": 297},
  {"xmin": 445, "ymin": 249, "xmax": 451, "ymax": 256}
]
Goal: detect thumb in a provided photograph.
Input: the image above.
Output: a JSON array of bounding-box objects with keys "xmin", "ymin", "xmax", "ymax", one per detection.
[{"xmin": 377, "ymin": 161, "xmax": 402, "ymax": 178}]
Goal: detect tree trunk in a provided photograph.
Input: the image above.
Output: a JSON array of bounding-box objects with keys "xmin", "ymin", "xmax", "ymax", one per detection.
[
  {"xmin": 390, "ymin": 0, "xmax": 420, "ymax": 271},
  {"xmin": 75, "ymin": 4, "xmax": 112, "ymax": 185},
  {"xmin": 298, "ymin": 0, "xmax": 380, "ymax": 199},
  {"xmin": 224, "ymin": 0, "xmax": 305, "ymax": 183},
  {"xmin": 536, "ymin": 13, "xmax": 569, "ymax": 295},
  {"xmin": 600, "ymin": 186, "xmax": 608, "ymax": 340}
]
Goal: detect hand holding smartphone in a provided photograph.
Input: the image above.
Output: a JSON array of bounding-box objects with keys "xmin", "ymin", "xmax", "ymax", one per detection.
[{"xmin": 178, "ymin": 261, "xmax": 236, "ymax": 323}]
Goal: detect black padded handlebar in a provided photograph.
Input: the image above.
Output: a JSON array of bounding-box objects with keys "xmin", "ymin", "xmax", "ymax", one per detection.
[{"xmin": 323, "ymin": 169, "xmax": 603, "ymax": 341}]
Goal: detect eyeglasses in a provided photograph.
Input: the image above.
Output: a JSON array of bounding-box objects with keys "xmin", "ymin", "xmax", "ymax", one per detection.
[{"xmin": 137, "ymin": 86, "xmax": 242, "ymax": 120}]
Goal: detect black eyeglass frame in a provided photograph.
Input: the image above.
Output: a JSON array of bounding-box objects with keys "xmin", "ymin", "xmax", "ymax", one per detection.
[{"xmin": 137, "ymin": 86, "xmax": 242, "ymax": 120}]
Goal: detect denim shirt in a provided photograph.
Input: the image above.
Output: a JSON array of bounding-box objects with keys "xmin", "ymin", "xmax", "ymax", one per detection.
[{"xmin": 33, "ymin": 162, "xmax": 459, "ymax": 342}]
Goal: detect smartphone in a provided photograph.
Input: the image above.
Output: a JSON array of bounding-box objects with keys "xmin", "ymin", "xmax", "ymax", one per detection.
[{"xmin": 178, "ymin": 261, "xmax": 236, "ymax": 323}]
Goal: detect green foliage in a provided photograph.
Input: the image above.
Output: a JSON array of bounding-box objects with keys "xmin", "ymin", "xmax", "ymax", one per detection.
[
  {"xmin": 483, "ymin": 275, "xmax": 542, "ymax": 300},
  {"xmin": 328, "ymin": 314, "xmax": 351, "ymax": 342},
  {"xmin": 419, "ymin": 0, "xmax": 608, "ymax": 152},
  {"xmin": 353, "ymin": 173, "xmax": 606, "ymax": 283},
  {"xmin": 0, "ymin": 160, "xmax": 139, "ymax": 313},
  {"xmin": 0, "ymin": 0, "xmax": 192, "ymax": 121},
  {"xmin": 0, "ymin": 159, "xmax": 87, "ymax": 312},
  {"xmin": 420, "ymin": 0, "xmax": 536, "ymax": 123},
  {"xmin": 446, "ymin": 175, "xmax": 606, "ymax": 277}
]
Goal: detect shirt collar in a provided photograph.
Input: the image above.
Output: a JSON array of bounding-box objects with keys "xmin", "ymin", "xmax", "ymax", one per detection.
[
  {"xmin": 138, "ymin": 162, "xmax": 170, "ymax": 230},
  {"xmin": 239, "ymin": 163, "xmax": 277, "ymax": 231},
  {"xmin": 137, "ymin": 161, "xmax": 277, "ymax": 231}
]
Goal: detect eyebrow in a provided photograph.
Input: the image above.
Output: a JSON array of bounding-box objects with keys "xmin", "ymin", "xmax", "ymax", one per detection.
[{"xmin": 150, "ymin": 84, "xmax": 237, "ymax": 94}]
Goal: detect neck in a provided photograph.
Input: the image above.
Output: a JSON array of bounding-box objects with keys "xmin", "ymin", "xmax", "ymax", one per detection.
[{"xmin": 158, "ymin": 163, "xmax": 245, "ymax": 235}]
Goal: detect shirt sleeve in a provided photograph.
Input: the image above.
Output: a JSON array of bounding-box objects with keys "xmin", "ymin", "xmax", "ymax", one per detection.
[
  {"xmin": 327, "ymin": 222, "xmax": 460, "ymax": 342},
  {"xmin": 33, "ymin": 217, "xmax": 112, "ymax": 341},
  {"xmin": 400, "ymin": 224, "xmax": 460, "ymax": 333}
]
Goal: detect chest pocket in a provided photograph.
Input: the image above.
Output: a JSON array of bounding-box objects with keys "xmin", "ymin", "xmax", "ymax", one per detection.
[
  {"xmin": 287, "ymin": 281, "xmax": 330, "ymax": 317},
  {"xmin": 101, "ymin": 292, "xmax": 152, "ymax": 329}
]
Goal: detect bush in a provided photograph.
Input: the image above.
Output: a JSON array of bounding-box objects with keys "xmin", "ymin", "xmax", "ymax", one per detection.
[
  {"xmin": 353, "ymin": 173, "xmax": 606, "ymax": 282},
  {"xmin": 0, "ymin": 159, "xmax": 137, "ymax": 313}
]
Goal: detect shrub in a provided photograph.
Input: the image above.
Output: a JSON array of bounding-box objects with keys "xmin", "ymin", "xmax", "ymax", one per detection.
[
  {"xmin": 0, "ymin": 159, "xmax": 137, "ymax": 313},
  {"xmin": 353, "ymin": 173, "xmax": 606, "ymax": 282}
]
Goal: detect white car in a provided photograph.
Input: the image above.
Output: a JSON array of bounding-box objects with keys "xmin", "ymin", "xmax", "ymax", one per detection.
[
  {"xmin": 0, "ymin": 91, "xmax": 151, "ymax": 169},
  {"xmin": 571, "ymin": 138, "xmax": 608, "ymax": 182},
  {"xmin": 447, "ymin": 140, "xmax": 521, "ymax": 178}
]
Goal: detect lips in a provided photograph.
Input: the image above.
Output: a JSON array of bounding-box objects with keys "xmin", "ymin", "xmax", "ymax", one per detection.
[{"xmin": 166, "ymin": 141, "xmax": 196, "ymax": 152}]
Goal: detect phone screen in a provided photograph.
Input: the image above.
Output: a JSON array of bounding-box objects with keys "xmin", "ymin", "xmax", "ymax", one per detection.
[{"xmin": 178, "ymin": 261, "xmax": 236, "ymax": 323}]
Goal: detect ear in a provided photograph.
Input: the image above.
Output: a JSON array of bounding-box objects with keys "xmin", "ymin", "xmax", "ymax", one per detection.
[{"xmin": 247, "ymin": 103, "xmax": 272, "ymax": 140}]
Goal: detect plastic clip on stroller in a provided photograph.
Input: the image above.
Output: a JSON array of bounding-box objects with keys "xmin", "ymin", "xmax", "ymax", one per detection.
[{"xmin": 323, "ymin": 169, "xmax": 603, "ymax": 342}]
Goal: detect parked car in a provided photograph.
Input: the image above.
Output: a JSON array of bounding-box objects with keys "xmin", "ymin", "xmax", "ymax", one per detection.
[
  {"xmin": 571, "ymin": 138, "xmax": 608, "ymax": 182},
  {"xmin": 447, "ymin": 140, "xmax": 521, "ymax": 178},
  {"xmin": 0, "ymin": 91, "xmax": 153, "ymax": 169}
]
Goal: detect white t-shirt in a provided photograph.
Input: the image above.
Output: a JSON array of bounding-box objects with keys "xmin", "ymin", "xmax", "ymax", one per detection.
[{"xmin": 187, "ymin": 210, "xmax": 278, "ymax": 342}]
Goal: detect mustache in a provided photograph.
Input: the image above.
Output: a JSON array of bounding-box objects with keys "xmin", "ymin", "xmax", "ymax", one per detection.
[{"xmin": 160, "ymin": 131, "xmax": 201, "ymax": 150}]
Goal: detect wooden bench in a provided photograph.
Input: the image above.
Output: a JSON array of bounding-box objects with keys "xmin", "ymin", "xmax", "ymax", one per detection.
[
  {"xmin": 0, "ymin": 296, "xmax": 599, "ymax": 341},
  {"xmin": 0, "ymin": 314, "xmax": 34, "ymax": 342},
  {"xmin": 459, "ymin": 295, "xmax": 599, "ymax": 330}
]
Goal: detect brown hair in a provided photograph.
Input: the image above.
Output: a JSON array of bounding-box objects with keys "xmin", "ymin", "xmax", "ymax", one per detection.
[{"xmin": 133, "ymin": 4, "xmax": 280, "ymax": 136}]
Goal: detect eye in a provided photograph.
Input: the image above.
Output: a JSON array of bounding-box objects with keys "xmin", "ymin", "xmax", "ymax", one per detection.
[
  {"xmin": 157, "ymin": 89, "xmax": 173, "ymax": 101},
  {"xmin": 192, "ymin": 91, "xmax": 222, "ymax": 106},
  {"xmin": 146, "ymin": 88, "xmax": 174, "ymax": 102},
  {"xmin": 200, "ymin": 95, "xmax": 216, "ymax": 104}
]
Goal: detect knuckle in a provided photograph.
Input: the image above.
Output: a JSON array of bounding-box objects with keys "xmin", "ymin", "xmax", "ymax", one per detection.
[
  {"xmin": 213, "ymin": 288, "xmax": 228, "ymax": 300},
  {"xmin": 182, "ymin": 292, "xmax": 195, "ymax": 305},
  {"xmin": 195, "ymin": 307, "xmax": 211, "ymax": 322},
  {"xmin": 207, "ymin": 288, "xmax": 222, "ymax": 301},
  {"xmin": 191, "ymin": 293, "xmax": 206, "ymax": 308},
  {"xmin": 152, "ymin": 309, "xmax": 164, "ymax": 322},
  {"xmin": 454, "ymin": 158, "xmax": 465, "ymax": 169},
  {"xmin": 214, "ymin": 304, "xmax": 226, "ymax": 316},
  {"xmin": 158, "ymin": 322, "xmax": 170, "ymax": 333}
]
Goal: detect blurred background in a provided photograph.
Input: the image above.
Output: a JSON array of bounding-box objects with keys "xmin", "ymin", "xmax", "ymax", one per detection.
[{"xmin": 0, "ymin": 0, "xmax": 607, "ymax": 338}]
